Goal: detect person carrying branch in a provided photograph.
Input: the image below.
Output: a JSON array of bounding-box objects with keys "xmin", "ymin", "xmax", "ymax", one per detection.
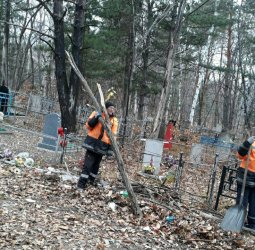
[
  {"xmin": 236, "ymin": 135, "xmax": 255, "ymax": 230},
  {"xmin": 77, "ymin": 101, "xmax": 118, "ymax": 190}
]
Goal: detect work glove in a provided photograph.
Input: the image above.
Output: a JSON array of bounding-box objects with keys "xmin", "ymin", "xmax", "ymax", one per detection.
[
  {"xmin": 96, "ymin": 112, "xmax": 102, "ymax": 118},
  {"xmin": 247, "ymin": 136, "xmax": 255, "ymax": 144},
  {"xmin": 106, "ymin": 150, "xmax": 114, "ymax": 157}
]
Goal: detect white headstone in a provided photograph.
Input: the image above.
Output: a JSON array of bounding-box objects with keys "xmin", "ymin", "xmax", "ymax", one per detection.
[{"xmin": 142, "ymin": 139, "xmax": 164, "ymax": 175}]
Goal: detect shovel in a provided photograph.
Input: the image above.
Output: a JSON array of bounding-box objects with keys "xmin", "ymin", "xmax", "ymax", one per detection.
[{"xmin": 220, "ymin": 147, "xmax": 251, "ymax": 232}]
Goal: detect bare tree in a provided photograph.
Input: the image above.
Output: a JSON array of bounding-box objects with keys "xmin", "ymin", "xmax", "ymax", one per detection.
[
  {"xmin": 137, "ymin": 0, "xmax": 154, "ymax": 120},
  {"xmin": 152, "ymin": 0, "xmax": 186, "ymax": 138},
  {"xmin": 11, "ymin": 0, "xmax": 42, "ymax": 90},
  {"xmin": 121, "ymin": 0, "xmax": 135, "ymax": 143},
  {"xmin": 1, "ymin": 0, "xmax": 11, "ymax": 85},
  {"xmin": 39, "ymin": 0, "xmax": 86, "ymax": 131},
  {"xmin": 222, "ymin": 0, "xmax": 233, "ymax": 131}
]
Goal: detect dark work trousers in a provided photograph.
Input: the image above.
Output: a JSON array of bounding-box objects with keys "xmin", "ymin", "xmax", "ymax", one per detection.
[
  {"xmin": 236, "ymin": 184, "xmax": 255, "ymax": 227},
  {"xmin": 77, "ymin": 150, "xmax": 103, "ymax": 189}
]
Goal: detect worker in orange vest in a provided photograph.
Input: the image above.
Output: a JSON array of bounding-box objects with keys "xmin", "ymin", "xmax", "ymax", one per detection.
[
  {"xmin": 77, "ymin": 101, "xmax": 118, "ymax": 190},
  {"xmin": 236, "ymin": 136, "xmax": 255, "ymax": 230}
]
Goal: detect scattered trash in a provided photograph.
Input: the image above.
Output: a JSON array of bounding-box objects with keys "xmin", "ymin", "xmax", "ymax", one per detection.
[
  {"xmin": 60, "ymin": 184, "xmax": 72, "ymax": 190},
  {"xmin": 143, "ymin": 226, "xmax": 151, "ymax": 231},
  {"xmin": 165, "ymin": 171, "xmax": 175, "ymax": 184},
  {"xmin": 47, "ymin": 167, "xmax": 60, "ymax": 173},
  {"xmin": 106, "ymin": 190, "xmax": 113, "ymax": 197},
  {"xmin": 3, "ymin": 149, "xmax": 12, "ymax": 158},
  {"xmin": 4, "ymin": 159, "xmax": 16, "ymax": 165},
  {"xmin": 103, "ymin": 238, "xmax": 116, "ymax": 246},
  {"xmin": 103, "ymin": 239, "xmax": 110, "ymax": 247},
  {"xmin": 12, "ymin": 168, "xmax": 21, "ymax": 175},
  {"xmin": 98, "ymin": 180, "xmax": 110, "ymax": 189},
  {"xmin": 0, "ymin": 148, "xmax": 12, "ymax": 159},
  {"xmin": 15, "ymin": 157, "xmax": 25, "ymax": 167},
  {"xmin": 17, "ymin": 152, "xmax": 30, "ymax": 159},
  {"xmin": 24, "ymin": 158, "xmax": 35, "ymax": 168},
  {"xmin": 166, "ymin": 215, "xmax": 175, "ymax": 223},
  {"xmin": 119, "ymin": 190, "xmax": 129, "ymax": 198},
  {"xmin": 33, "ymin": 168, "xmax": 44, "ymax": 174},
  {"xmin": 60, "ymin": 173, "xmax": 78, "ymax": 182},
  {"xmin": 164, "ymin": 154, "xmax": 177, "ymax": 168},
  {"xmin": 108, "ymin": 202, "xmax": 117, "ymax": 212},
  {"xmin": 11, "ymin": 167, "xmax": 22, "ymax": 175},
  {"xmin": 25, "ymin": 198, "xmax": 36, "ymax": 203}
]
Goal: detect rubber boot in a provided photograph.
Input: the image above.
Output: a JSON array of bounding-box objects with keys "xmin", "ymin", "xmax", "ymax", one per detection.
[{"xmin": 77, "ymin": 176, "xmax": 88, "ymax": 190}]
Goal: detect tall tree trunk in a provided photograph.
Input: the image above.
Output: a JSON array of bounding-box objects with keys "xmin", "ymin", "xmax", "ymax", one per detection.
[
  {"xmin": 16, "ymin": 30, "xmax": 33, "ymax": 90},
  {"xmin": 152, "ymin": 0, "xmax": 186, "ymax": 138},
  {"xmin": 197, "ymin": 65, "xmax": 211, "ymax": 126},
  {"xmin": 122, "ymin": 0, "xmax": 135, "ymax": 143},
  {"xmin": 53, "ymin": 0, "xmax": 86, "ymax": 132},
  {"xmin": 138, "ymin": 0, "xmax": 153, "ymax": 120},
  {"xmin": 236, "ymin": 1, "xmax": 250, "ymax": 130},
  {"xmin": 37, "ymin": 9, "xmax": 46, "ymax": 92},
  {"xmin": 223, "ymin": 1, "xmax": 233, "ymax": 131},
  {"xmin": 69, "ymin": 0, "xmax": 86, "ymax": 129},
  {"xmin": 1, "ymin": 0, "xmax": 10, "ymax": 85},
  {"xmin": 29, "ymin": 41, "xmax": 35, "ymax": 88},
  {"xmin": 213, "ymin": 44, "xmax": 224, "ymax": 127},
  {"xmin": 189, "ymin": 62, "xmax": 200, "ymax": 126},
  {"xmin": 53, "ymin": 0, "xmax": 70, "ymax": 128}
]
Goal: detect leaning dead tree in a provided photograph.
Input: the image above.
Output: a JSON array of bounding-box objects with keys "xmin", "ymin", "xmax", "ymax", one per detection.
[{"xmin": 66, "ymin": 51, "xmax": 141, "ymax": 216}]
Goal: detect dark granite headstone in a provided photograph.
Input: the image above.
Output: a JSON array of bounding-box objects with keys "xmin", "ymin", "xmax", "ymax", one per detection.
[{"xmin": 38, "ymin": 113, "xmax": 61, "ymax": 151}]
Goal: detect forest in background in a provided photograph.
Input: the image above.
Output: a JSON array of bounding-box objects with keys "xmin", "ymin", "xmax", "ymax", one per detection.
[{"xmin": 0, "ymin": 0, "xmax": 254, "ymax": 137}]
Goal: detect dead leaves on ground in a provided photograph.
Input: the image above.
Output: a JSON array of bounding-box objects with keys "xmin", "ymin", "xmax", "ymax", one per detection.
[{"xmin": 1, "ymin": 132, "xmax": 255, "ymax": 249}]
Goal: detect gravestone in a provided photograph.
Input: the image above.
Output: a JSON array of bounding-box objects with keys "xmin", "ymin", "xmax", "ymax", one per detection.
[
  {"xmin": 212, "ymin": 124, "xmax": 222, "ymax": 133},
  {"xmin": 142, "ymin": 139, "xmax": 164, "ymax": 175},
  {"xmin": 38, "ymin": 113, "xmax": 61, "ymax": 151},
  {"xmin": 29, "ymin": 95, "xmax": 54, "ymax": 114},
  {"xmin": 190, "ymin": 143, "xmax": 204, "ymax": 164},
  {"xmin": 215, "ymin": 133, "xmax": 234, "ymax": 161},
  {"xmin": 29, "ymin": 95, "xmax": 41, "ymax": 113},
  {"xmin": 41, "ymin": 97, "xmax": 54, "ymax": 113}
]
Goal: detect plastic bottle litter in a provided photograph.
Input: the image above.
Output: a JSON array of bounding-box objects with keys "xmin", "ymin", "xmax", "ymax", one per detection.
[
  {"xmin": 166, "ymin": 215, "xmax": 175, "ymax": 223},
  {"xmin": 24, "ymin": 158, "xmax": 34, "ymax": 168},
  {"xmin": 119, "ymin": 190, "xmax": 129, "ymax": 198}
]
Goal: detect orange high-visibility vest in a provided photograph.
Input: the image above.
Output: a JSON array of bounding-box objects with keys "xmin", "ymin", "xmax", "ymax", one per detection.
[
  {"xmin": 86, "ymin": 111, "xmax": 118, "ymax": 144},
  {"xmin": 237, "ymin": 142, "xmax": 255, "ymax": 172}
]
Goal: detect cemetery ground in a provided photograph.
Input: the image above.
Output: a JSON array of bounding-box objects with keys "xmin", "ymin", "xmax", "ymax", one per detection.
[{"xmin": 1, "ymin": 122, "xmax": 255, "ymax": 249}]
